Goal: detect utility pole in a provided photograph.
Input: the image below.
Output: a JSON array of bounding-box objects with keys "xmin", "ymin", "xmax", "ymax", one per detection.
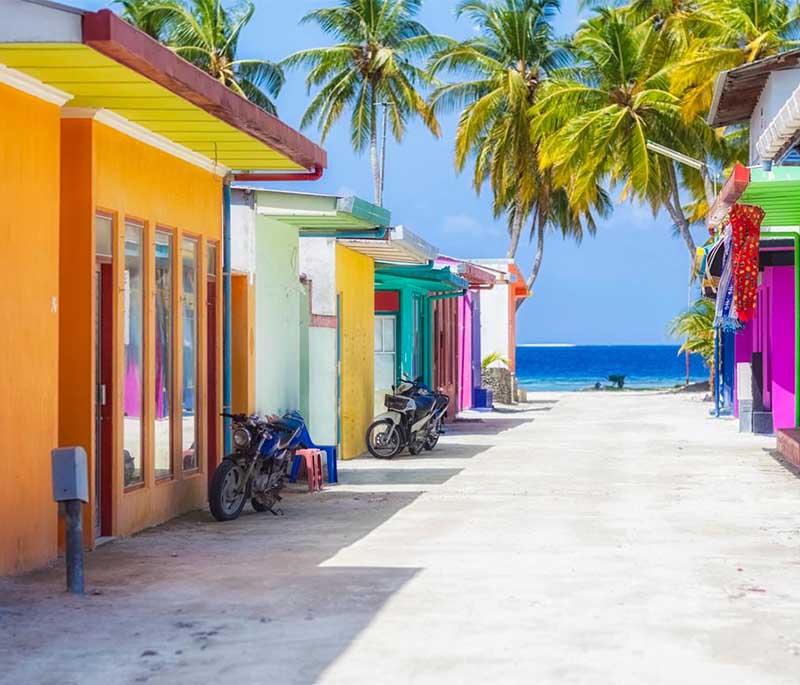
[
  {"xmin": 379, "ymin": 102, "xmax": 389, "ymax": 207},
  {"xmin": 646, "ymin": 141, "xmax": 717, "ymax": 387}
]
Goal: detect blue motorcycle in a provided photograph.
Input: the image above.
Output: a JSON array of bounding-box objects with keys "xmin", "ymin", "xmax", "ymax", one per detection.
[{"xmin": 209, "ymin": 411, "xmax": 312, "ymax": 521}]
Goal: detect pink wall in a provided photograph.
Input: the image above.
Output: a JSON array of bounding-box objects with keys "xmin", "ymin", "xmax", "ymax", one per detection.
[
  {"xmin": 458, "ymin": 293, "xmax": 473, "ymax": 411},
  {"xmin": 764, "ymin": 266, "xmax": 796, "ymax": 430}
]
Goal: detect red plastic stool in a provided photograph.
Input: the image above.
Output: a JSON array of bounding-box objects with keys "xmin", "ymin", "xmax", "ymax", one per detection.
[{"xmin": 294, "ymin": 449, "xmax": 324, "ymax": 492}]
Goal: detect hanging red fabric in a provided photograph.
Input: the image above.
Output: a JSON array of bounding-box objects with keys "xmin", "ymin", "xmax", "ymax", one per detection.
[{"xmin": 729, "ymin": 203, "xmax": 765, "ymax": 322}]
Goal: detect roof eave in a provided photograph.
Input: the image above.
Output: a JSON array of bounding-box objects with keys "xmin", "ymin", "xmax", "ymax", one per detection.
[{"xmin": 81, "ymin": 9, "xmax": 327, "ymax": 172}]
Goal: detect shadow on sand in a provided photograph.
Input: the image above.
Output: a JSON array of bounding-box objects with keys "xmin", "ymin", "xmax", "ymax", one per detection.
[
  {"xmin": 0, "ymin": 490, "xmax": 424, "ymax": 684},
  {"xmin": 337, "ymin": 467, "xmax": 463, "ymax": 487}
]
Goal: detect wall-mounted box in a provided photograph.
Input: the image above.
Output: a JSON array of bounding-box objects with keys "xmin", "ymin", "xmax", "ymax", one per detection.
[{"xmin": 51, "ymin": 447, "xmax": 89, "ymax": 503}]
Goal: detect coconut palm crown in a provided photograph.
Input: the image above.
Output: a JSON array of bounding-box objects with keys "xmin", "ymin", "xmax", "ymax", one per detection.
[
  {"xmin": 429, "ymin": 0, "xmax": 571, "ymax": 258},
  {"xmin": 119, "ymin": 0, "xmax": 284, "ymax": 115},
  {"xmin": 282, "ymin": 0, "xmax": 445, "ymax": 205},
  {"xmin": 533, "ymin": 8, "xmax": 713, "ymax": 260}
]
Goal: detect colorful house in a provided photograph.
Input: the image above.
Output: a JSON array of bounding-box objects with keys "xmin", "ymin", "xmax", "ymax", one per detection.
[
  {"xmin": 0, "ymin": 2, "xmax": 324, "ymax": 575},
  {"xmin": 472, "ymin": 259, "xmax": 531, "ymax": 403},
  {"xmin": 300, "ymin": 225, "xmax": 433, "ymax": 459},
  {"xmin": 707, "ymin": 53, "xmax": 800, "ymax": 447},
  {"xmin": 230, "ymin": 189, "xmax": 389, "ymax": 464},
  {"xmin": 374, "ymin": 260, "xmax": 469, "ymax": 414},
  {"xmin": 433, "ymin": 257, "xmax": 497, "ymax": 418}
]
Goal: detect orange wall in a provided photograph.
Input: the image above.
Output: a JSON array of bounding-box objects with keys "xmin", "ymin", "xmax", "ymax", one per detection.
[
  {"xmin": 60, "ymin": 119, "xmax": 223, "ymax": 541},
  {"xmin": 231, "ymin": 274, "xmax": 255, "ymax": 414},
  {"xmin": 0, "ymin": 84, "xmax": 61, "ymax": 575}
]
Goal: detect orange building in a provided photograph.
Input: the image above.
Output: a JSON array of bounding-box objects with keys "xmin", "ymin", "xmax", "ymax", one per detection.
[{"xmin": 0, "ymin": 2, "xmax": 325, "ymax": 575}]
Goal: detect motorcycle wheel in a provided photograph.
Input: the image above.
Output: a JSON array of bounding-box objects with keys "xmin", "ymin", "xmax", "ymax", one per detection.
[
  {"xmin": 408, "ymin": 434, "xmax": 426, "ymax": 456},
  {"xmin": 366, "ymin": 420, "xmax": 402, "ymax": 459},
  {"xmin": 424, "ymin": 431, "xmax": 440, "ymax": 451},
  {"xmin": 209, "ymin": 460, "xmax": 248, "ymax": 522}
]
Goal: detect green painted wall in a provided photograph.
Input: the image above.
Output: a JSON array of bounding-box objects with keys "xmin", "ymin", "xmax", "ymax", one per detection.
[{"xmin": 254, "ymin": 216, "xmax": 306, "ymax": 415}]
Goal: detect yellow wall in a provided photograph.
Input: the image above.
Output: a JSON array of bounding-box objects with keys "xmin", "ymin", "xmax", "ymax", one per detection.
[
  {"xmin": 0, "ymin": 84, "xmax": 61, "ymax": 574},
  {"xmin": 60, "ymin": 118, "xmax": 223, "ymax": 541},
  {"xmin": 336, "ymin": 245, "xmax": 375, "ymax": 459}
]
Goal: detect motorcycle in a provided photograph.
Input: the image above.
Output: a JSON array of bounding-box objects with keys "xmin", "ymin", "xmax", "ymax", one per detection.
[
  {"xmin": 366, "ymin": 377, "xmax": 450, "ymax": 459},
  {"xmin": 209, "ymin": 410, "xmax": 311, "ymax": 522}
]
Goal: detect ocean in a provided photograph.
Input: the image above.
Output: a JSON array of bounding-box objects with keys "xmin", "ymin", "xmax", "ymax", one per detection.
[{"xmin": 516, "ymin": 345, "xmax": 708, "ymax": 392}]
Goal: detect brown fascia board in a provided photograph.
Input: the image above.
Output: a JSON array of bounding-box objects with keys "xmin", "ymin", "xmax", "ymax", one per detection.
[{"xmin": 81, "ymin": 9, "xmax": 327, "ymax": 172}]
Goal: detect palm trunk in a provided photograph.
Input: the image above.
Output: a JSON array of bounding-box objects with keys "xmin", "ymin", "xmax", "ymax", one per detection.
[
  {"xmin": 370, "ymin": 90, "xmax": 381, "ymax": 206},
  {"xmin": 665, "ymin": 161, "xmax": 696, "ymax": 262},
  {"xmin": 506, "ymin": 195, "xmax": 525, "ymax": 259},
  {"xmin": 517, "ymin": 214, "xmax": 544, "ymax": 311},
  {"xmin": 527, "ymin": 213, "xmax": 545, "ymax": 291}
]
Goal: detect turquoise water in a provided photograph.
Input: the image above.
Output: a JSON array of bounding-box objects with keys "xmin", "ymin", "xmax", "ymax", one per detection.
[{"xmin": 516, "ymin": 345, "xmax": 708, "ymax": 392}]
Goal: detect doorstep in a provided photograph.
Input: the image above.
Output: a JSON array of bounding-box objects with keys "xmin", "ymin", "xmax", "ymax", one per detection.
[{"xmin": 777, "ymin": 429, "xmax": 800, "ymax": 469}]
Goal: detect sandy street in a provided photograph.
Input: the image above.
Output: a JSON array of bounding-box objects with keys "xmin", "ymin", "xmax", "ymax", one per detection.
[{"xmin": 3, "ymin": 392, "xmax": 800, "ymax": 684}]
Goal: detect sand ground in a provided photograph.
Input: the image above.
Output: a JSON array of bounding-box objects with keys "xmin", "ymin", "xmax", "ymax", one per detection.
[{"xmin": 2, "ymin": 392, "xmax": 800, "ymax": 684}]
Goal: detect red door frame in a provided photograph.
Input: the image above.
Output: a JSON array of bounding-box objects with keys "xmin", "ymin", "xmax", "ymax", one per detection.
[{"xmin": 207, "ymin": 276, "xmax": 219, "ymax": 492}]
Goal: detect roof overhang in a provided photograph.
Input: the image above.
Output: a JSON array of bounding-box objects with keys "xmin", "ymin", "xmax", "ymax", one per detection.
[
  {"xmin": 740, "ymin": 166, "xmax": 800, "ymax": 227},
  {"xmin": 234, "ymin": 187, "xmax": 389, "ymax": 233},
  {"xmin": 0, "ymin": 1, "xmax": 326, "ymax": 173},
  {"xmin": 340, "ymin": 225, "xmax": 437, "ymax": 265},
  {"xmin": 708, "ymin": 48, "xmax": 800, "ymax": 128},
  {"xmin": 708, "ymin": 164, "xmax": 800, "ymax": 229},
  {"xmin": 435, "ymin": 256, "xmax": 496, "ymax": 289},
  {"xmin": 375, "ymin": 263, "xmax": 469, "ymax": 295}
]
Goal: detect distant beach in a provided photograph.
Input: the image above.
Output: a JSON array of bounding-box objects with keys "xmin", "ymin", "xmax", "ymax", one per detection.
[{"xmin": 516, "ymin": 345, "xmax": 707, "ymax": 392}]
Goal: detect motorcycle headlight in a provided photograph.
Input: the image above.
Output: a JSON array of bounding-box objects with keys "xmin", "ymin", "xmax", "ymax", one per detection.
[{"xmin": 232, "ymin": 427, "xmax": 251, "ymax": 450}]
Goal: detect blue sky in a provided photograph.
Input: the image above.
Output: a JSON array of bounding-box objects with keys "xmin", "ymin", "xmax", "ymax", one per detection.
[{"xmin": 76, "ymin": 0, "xmax": 703, "ymax": 344}]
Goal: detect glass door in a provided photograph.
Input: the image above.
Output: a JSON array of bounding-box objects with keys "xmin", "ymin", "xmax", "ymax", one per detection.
[
  {"xmin": 154, "ymin": 230, "xmax": 174, "ymax": 480},
  {"xmin": 374, "ymin": 314, "xmax": 397, "ymax": 413}
]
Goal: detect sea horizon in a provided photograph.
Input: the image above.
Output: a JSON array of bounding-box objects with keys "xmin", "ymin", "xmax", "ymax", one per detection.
[{"xmin": 515, "ymin": 343, "xmax": 707, "ymax": 392}]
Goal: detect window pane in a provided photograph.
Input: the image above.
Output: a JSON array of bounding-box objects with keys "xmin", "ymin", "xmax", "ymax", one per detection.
[
  {"xmin": 182, "ymin": 237, "xmax": 199, "ymax": 472},
  {"xmin": 374, "ymin": 318, "xmax": 383, "ymax": 352},
  {"xmin": 206, "ymin": 242, "xmax": 218, "ymax": 279},
  {"xmin": 123, "ymin": 221, "xmax": 144, "ymax": 487},
  {"xmin": 95, "ymin": 215, "xmax": 113, "ymax": 258},
  {"xmin": 382, "ymin": 317, "xmax": 395, "ymax": 352},
  {"xmin": 375, "ymin": 353, "xmax": 396, "ymax": 391},
  {"xmin": 154, "ymin": 231, "xmax": 173, "ymax": 480}
]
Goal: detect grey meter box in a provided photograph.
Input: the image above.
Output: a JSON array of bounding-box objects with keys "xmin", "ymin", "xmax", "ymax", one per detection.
[{"xmin": 51, "ymin": 447, "xmax": 89, "ymax": 503}]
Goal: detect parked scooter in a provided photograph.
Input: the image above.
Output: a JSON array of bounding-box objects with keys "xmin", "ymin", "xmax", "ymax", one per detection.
[
  {"xmin": 209, "ymin": 411, "xmax": 311, "ymax": 521},
  {"xmin": 366, "ymin": 377, "xmax": 450, "ymax": 459}
]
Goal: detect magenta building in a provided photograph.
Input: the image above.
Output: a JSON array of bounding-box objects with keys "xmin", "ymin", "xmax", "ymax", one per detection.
[{"xmin": 434, "ymin": 257, "xmax": 496, "ymax": 416}]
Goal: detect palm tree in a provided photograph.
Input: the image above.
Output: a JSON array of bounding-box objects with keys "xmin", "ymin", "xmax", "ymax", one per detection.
[
  {"xmin": 669, "ymin": 298, "xmax": 716, "ymax": 388},
  {"xmin": 117, "ymin": 0, "xmax": 175, "ymax": 38},
  {"xmin": 672, "ymin": 0, "xmax": 800, "ymax": 120},
  {"xmin": 282, "ymin": 0, "xmax": 444, "ymax": 205},
  {"xmin": 429, "ymin": 0, "xmax": 571, "ymax": 259},
  {"xmin": 503, "ymin": 170, "xmax": 612, "ymax": 292},
  {"xmin": 119, "ymin": 0, "xmax": 284, "ymax": 115},
  {"xmin": 533, "ymin": 8, "xmax": 713, "ymax": 262}
]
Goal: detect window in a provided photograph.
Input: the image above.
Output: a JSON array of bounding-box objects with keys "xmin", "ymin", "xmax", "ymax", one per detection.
[
  {"xmin": 412, "ymin": 296, "xmax": 423, "ymax": 379},
  {"xmin": 375, "ymin": 315, "xmax": 397, "ymax": 392},
  {"xmin": 181, "ymin": 236, "xmax": 199, "ymax": 472},
  {"xmin": 123, "ymin": 221, "xmax": 144, "ymax": 488},
  {"xmin": 154, "ymin": 230, "xmax": 173, "ymax": 480},
  {"xmin": 95, "ymin": 214, "xmax": 113, "ymax": 258}
]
